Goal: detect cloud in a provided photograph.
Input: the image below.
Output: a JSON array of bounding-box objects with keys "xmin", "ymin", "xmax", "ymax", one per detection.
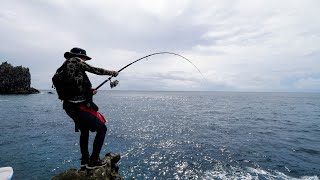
[
  {"xmin": 0, "ymin": 0, "xmax": 320, "ymax": 92},
  {"xmin": 294, "ymin": 78, "xmax": 320, "ymax": 91}
]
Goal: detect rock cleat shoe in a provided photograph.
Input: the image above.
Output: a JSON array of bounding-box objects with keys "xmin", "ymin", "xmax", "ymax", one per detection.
[
  {"xmin": 80, "ymin": 157, "xmax": 90, "ymax": 170},
  {"xmin": 87, "ymin": 158, "xmax": 108, "ymax": 169}
]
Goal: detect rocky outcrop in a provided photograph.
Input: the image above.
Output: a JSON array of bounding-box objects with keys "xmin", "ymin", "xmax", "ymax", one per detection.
[
  {"xmin": 52, "ymin": 153, "xmax": 123, "ymax": 180},
  {"xmin": 0, "ymin": 62, "xmax": 39, "ymax": 94}
]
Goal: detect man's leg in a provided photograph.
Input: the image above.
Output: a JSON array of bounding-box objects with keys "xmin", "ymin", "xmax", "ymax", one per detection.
[
  {"xmin": 77, "ymin": 105, "xmax": 108, "ymax": 168},
  {"xmin": 80, "ymin": 129, "xmax": 90, "ymax": 168},
  {"xmin": 91, "ymin": 125, "xmax": 107, "ymax": 160}
]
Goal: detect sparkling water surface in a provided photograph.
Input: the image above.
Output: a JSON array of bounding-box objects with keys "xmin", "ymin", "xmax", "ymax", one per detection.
[{"xmin": 0, "ymin": 91, "xmax": 319, "ymax": 179}]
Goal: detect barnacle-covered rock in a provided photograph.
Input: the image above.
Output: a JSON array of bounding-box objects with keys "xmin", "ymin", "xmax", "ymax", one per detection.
[{"xmin": 52, "ymin": 153, "xmax": 122, "ymax": 180}]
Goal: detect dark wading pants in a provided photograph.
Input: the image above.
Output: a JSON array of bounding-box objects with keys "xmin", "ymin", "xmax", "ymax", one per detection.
[{"xmin": 63, "ymin": 101, "xmax": 107, "ymax": 160}]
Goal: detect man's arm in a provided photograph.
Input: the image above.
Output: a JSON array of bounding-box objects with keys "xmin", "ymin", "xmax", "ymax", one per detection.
[{"xmin": 78, "ymin": 58, "xmax": 117, "ymax": 76}]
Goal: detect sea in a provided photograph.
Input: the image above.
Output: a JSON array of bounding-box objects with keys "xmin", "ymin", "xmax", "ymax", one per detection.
[{"xmin": 0, "ymin": 91, "xmax": 319, "ymax": 180}]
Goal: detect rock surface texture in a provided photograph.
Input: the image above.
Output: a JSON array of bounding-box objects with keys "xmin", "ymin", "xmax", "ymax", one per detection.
[
  {"xmin": 52, "ymin": 153, "xmax": 123, "ymax": 180},
  {"xmin": 0, "ymin": 62, "xmax": 39, "ymax": 94}
]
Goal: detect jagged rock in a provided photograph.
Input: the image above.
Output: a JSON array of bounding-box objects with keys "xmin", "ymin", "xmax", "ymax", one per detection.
[
  {"xmin": 52, "ymin": 153, "xmax": 123, "ymax": 180},
  {"xmin": 0, "ymin": 61, "xmax": 40, "ymax": 94}
]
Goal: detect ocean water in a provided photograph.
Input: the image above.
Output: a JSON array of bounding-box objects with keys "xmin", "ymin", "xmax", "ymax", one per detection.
[{"xmin": 0, "ymin": 91, "xmax": 319, "ymax": 179}]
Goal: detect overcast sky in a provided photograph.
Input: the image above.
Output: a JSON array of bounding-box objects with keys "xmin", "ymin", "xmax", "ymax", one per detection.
[{"xmin": 1, "ymin": 0, "xmax": 319, "ymax": 92}]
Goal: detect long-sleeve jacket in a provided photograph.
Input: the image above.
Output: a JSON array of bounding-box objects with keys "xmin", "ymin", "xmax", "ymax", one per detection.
[{"xmin": 64, "ymin": 57, "xmax": 114, "ymax": 102}]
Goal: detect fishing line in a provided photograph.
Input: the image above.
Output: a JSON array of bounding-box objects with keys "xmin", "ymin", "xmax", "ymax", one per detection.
[{"xmin": 95, "ymin": 52, "xmax": 206, "ymax": 90}]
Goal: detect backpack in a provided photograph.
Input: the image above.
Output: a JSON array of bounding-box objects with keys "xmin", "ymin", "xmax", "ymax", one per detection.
[{"xmin": 52, "ymin": 62, "xmax": 77, "ymax": 100}]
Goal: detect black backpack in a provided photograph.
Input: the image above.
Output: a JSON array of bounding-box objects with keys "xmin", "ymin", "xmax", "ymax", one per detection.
[{"xmin": 52, "ymin": 62, "xmax": 77, "ymax": 100}]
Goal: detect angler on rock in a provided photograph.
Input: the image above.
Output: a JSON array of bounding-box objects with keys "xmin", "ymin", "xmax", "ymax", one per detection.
[{"xmin": 52, "ymin": 47, "xmax": 118, "ymax": 169}]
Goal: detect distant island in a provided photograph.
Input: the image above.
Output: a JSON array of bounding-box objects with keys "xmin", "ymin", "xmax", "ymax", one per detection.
[{"xmin": 0, "ymin": 62, "xmax": 40, "ymax": 94}]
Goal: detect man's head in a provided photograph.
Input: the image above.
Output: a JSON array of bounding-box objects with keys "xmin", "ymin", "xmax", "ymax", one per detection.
[{"xmin": 64, "ymin": 47, "xmax": 92, "ymax": 60}]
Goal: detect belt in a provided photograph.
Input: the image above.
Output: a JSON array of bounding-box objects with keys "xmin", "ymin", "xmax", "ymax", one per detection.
[{"xmin": 67, "ymin": 100, "xmax": 86, "ymax": 103}]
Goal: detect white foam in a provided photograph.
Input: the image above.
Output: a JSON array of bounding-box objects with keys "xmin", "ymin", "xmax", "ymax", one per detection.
[{"xmin": 0, "ymin": 167, "xmax": 13, "ymax": 180}]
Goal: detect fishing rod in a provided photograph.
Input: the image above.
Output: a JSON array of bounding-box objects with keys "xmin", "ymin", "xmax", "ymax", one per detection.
[{"xmin": 95, "ymin": 52, "xmax": 206, "ymax": 90}]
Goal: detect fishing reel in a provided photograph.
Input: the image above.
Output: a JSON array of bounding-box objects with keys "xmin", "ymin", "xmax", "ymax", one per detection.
[{"xmin": 110, "ymin": 80, "xmax": 119, "ymax": 89}]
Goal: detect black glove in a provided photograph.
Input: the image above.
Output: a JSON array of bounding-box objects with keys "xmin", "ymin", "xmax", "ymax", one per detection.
[
  {"xmin": 112, "ymin": 71, "xmax": 119, "ymax": 77},
  {"xmin": 86, "ymin": 101, "xmax": 99, "ymax": 111}
]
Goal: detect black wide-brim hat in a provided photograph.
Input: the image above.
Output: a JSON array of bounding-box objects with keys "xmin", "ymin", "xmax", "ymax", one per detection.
[{"xmin": 64, "ymin": 47, "xmax": 92, "ymax": 60}]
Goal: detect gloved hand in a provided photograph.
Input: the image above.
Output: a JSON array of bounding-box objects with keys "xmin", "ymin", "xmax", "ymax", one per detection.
[
  {"xmin": 86, "ymin": 101, "xmax": 99, "ymax": 111},
  {"xmin": 112, "ymin": 71, "xmax": 119, "ymax": 77},
  {"xmin": 91, "ymin": 89, "xmax": 97, "ymax": 95}
]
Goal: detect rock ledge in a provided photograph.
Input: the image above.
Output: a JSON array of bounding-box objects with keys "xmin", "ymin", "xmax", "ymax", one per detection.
[{"xmin": 52, "ymin": 153, "xmax": 123, "ymax": 180}]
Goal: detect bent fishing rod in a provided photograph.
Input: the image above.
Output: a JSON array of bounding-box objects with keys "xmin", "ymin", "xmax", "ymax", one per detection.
[{"xmin": 95, "ymin": 52, "xmax": 206, "ymax": 90}]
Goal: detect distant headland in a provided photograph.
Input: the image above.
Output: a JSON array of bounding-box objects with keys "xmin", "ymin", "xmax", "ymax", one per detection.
[{"xmin": 0, "ymin": 62, "xmax": 40, "ymax": 94}]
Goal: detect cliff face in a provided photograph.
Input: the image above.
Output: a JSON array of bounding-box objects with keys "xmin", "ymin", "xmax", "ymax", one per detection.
[{"xmin": 0, "ymin": 62, "xmax": 40, "ymax": 94}]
